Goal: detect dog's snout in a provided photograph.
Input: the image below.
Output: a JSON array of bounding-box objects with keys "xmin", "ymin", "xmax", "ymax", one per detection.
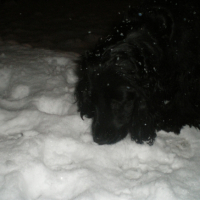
[
  {"xmin": 93, "ymin": 135, "xmax": 109, "ymax": 145},
  {"xmin": 92, "ymin": 123, "xmax": 128, "ymax": 145},
  {"xmin": 93, "ymin": 128, "xmax": 113, "ymax": 145}
]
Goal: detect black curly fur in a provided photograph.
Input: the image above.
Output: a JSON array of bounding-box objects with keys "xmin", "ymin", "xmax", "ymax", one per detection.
[{"xmin": 75, "ymin": 1, "xmax": 200, "ymax": 145}]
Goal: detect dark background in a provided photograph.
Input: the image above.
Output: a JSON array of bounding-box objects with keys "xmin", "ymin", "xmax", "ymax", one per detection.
[{"xmin": 0, "ymin": 0, "xmax": 139, "ymax": 53}]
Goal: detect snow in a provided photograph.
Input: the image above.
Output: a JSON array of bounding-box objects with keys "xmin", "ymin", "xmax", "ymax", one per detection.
[
  {"xmin": 0, "ymin": 43, "xmax": 200, "ymax": 200},
  {"xmin": 0, "ymin": 1, "xmax": 200, "ymax": 199}
]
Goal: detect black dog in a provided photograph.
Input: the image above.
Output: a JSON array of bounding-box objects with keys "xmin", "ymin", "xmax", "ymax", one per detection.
[{"xmin": 75, "ymin": 0, "xmax": 200, "ymax": 145}]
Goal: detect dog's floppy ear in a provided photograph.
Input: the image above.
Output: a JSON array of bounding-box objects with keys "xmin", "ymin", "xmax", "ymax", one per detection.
[
  {"xmin": 129, "ymin": 88, "xmax": 157, "ymax": 145},
  {"xmin": 75, "ymin": 55, "xmax": 94, "ymax": 119},
  {"xmin": 126, "ymin": 44, "xmax": 160, "ymax": 145}
]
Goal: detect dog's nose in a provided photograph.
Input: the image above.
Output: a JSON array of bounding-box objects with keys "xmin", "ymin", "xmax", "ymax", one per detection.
[
  {"xmin": 93, "ymin": 136, "xmax": 109, "ymax": 145},
  {"xmin": 93, "ymin": 130, "xmax": 119, "ymax": 144},
  {"xmin": 93, "ymin": 129, "xmax": 128, "ymax": 145}
]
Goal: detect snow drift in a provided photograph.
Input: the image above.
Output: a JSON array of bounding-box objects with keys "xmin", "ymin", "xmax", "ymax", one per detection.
[{"xmin": 0, "ymin": 44, "xmax": 200, "ymax": 200}]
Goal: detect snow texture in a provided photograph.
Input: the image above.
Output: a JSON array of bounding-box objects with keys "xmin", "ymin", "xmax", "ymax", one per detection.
[{"xmin": 0, "ymin": 43, "xmax": 200, "ymax": 200}]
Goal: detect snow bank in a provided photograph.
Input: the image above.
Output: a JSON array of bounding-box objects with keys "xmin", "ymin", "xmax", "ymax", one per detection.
[{"xmin": 0, "ymin": 44, "xmax": 200, "ymax": 200}]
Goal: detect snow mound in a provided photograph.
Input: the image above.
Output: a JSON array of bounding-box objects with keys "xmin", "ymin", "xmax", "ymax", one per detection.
[
  {"xmin": 11, "ymin": 85, "xmax": 30, "ymax": 99},
  {"xmin": 0, "ymin": 44, "xmax": 200, "ymax": 200},
  {"xmin": 0, "ymin": 67, "xmax": 12, "ymax": 94}
]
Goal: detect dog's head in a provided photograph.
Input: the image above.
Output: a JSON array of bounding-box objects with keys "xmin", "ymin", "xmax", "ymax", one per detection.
[
  {"xmin": 90, "ymin": 72, "xmax": 136, "ymax": 144},
  {"xmin": 75, "ymin": 49, "xmax": 134, "ymax": 144}
]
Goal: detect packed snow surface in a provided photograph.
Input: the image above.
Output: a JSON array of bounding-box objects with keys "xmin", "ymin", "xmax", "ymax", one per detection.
[{"xmin": 0, "ymin": 43, "xmax": 200, "ymax": 200}]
